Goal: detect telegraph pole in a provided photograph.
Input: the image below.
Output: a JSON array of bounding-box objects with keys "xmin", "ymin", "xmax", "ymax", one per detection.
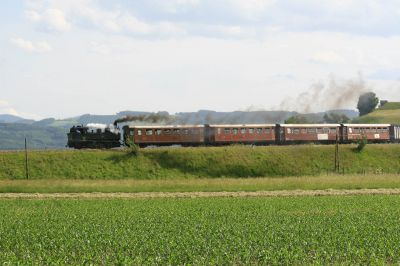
[
  {"xmin": 334, "ymin": 133, "xmax": 340, "ymax": 173},
  {"xmin": 25, "ymin": 138, "xmax": 29, "ymax": 179}
]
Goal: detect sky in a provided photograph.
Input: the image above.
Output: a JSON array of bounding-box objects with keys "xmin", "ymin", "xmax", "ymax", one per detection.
[{"xmin": 0, "ymin": 0, "xmax": 399, "ymax": 120}]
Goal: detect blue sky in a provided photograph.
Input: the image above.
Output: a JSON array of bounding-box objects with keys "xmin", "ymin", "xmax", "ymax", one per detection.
[{"xmin": 0, "ymin": 0, "xmax": 399, "ymax": 119}]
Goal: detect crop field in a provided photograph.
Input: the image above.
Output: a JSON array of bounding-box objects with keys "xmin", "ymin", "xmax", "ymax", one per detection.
[{"xmin": 1, "ymin": 195, "xmax": 400, "ymax": 264}]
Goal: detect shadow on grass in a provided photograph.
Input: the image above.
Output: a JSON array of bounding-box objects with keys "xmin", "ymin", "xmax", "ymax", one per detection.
[{"xmin": 106, "ymin": 152, "xmax": 137, "ymax": 163}]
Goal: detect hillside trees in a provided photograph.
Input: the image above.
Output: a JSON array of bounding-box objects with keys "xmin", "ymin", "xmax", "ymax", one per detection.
[{"xmin": 357, "ymin": 92, "xmax": 379, "ymax": 116}]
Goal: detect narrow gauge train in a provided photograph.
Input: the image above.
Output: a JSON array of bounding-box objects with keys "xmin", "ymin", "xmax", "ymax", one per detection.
[
  {"xmin": 67, "ymin": 123, "xmax": 400, "ymax": 149},
  {"xmin": 123, "ymin": 123, "xmax": 400, "ymax": 147}
]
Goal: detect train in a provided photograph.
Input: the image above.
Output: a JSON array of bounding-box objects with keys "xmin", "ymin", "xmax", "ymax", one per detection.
[{"xmin": 67, "ymin": 123, "xmax": 400, "ymax": 149}]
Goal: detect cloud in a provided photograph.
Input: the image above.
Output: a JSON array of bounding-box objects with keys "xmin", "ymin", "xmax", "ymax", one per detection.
[
  {"xmin": 311, "ymin": 51, "xmax": 345, "ymax": 64},
  {"xmin": 0, "ymin": 99, "xmax": 9, "ymax": 107},
  {"xmin": 11, "ymin": 38, "xmax": 52, "ymax": 53},
  {"xmin": 0, "ymin": 99, "xmax": 42, "ymax": 120},
  {"xmin": 24, "ymin": 0, "xmax": 184, "ymax": 37},
  {"xmin": 25, "ymin": 8, "xmax": 71, "ymax": 32}
]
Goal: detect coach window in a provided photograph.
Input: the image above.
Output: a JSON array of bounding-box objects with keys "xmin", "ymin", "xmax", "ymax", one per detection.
[
  {"xmin": 316, "ymin": 128, "xmax": 323, "ymax": 134},
  {"xmin": 323, "ymin": 128, "xmax": 329, "ymax": 133},
  {"xmin": 307, "ymin": 128, "xmax": 316, "ymax": 134},
  {"xmin": 353, "ymin": 128, "xmax": 359, "ymax": 133},
  {"xmin": 217, "ymin": 128, "xmax": 221, "ymax": 134},
  {"xmin": 330, "ymin": 128, "xmax": 337, "ymax": 134},
  {"xmin": 265, "ymin": 128, "xmax": 271, "ymax": 134},
  {"xmin": 233, "ymin": 128, "xmax": 238, "ymax": 134},
  {"xmin": 137, "ymin": 129, "xmax": 142, "ymax": 136},
  {"xmin": 293, "ymin": 128, "xmax": 300, "ymax": 134},
  {"xmin": 224, "ymin": 128, "xmax": 230, "ymax": 134},
  {"xmin": 248, "ymin": 128, "xmax": 254, "ymax": 134},
  {"xmin": 146, "ymin": 129, "xmax": 153, "ymax": 135},
  {"xmin": 257, "ymin": 128, "xmax": 263, "ymax": 134},
  {"xmin": 164, "ymin": 129, "xmax": 171, "ymax": 135},
  {"xmin": 131, "ymin": 130, "xmax": 136, "ymax": 136},
  {"xmin": 174, "ymin": 129, "xmax": 180, "ymax": 135},
  {"xmin": 301, "ymin": 128, "xmax": 307, "ymax": 134},
  {"xmin": 240, "ymin": 128, "xmax": 246, "ymax": 134},
  {"xmin": 156, "ymin": 129, "xmax": 162, "ymax": 135},
  {"xmin": 349, "ymin": 128, "xmax": 353, "ymax": 133},
  {"xmin": 382, "ymin": 128, "xmax": 389, "ymax": 133},
  {"xmin": 183, "ymin": 129, "xmax": 189, "ymax": 134}
]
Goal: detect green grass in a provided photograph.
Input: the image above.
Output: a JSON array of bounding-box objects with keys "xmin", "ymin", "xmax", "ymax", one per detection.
[
  {"xmin": 0, "ymin": 145, "xmax": 399, "ymax": 179},
  {"xmin": 1, "ymin": 144, "xmax": 400, "ymax": 179},
  {"xmin": 352, "ymin": 101, "xmax": 400, "ymax": 123},
  {"xmin": 1, "ymin": 196, "xmax": 400, "ymax": 264},
  {"xmin": 379, "ymin": 102, "xmax": 400, "ymax": 110},
  {"xmin": 1, "ymin": 174, "xmax": 400, "ymax": 193}
]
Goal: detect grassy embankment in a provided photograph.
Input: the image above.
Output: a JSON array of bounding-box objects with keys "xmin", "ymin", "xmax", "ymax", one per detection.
[
  {"xmin": 1, "ymin": 144, "xmax": 400, "ymax": 180},
  {"xmin": 1, "ymin": 144, "xmax": 400, "ymax": 192},
  {"xmin": 2, "ymin": 195, "xmax": 400, "ymax": 264},
  {"xmin": 352, "ymin": 102, "xmax": 400, "ymax": 124}
]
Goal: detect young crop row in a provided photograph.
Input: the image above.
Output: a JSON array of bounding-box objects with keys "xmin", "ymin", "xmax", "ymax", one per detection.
[{"xmin": 1, "ymin": 196, "xmax": 400, "ymax": 264}]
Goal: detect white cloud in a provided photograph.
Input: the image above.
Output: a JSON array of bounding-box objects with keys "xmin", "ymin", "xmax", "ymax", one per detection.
[
  {"xmin": 311, "ymin": 51, "xmax": 345, "ymax": 64},
  {"xmin": 25, "ymin": 10, "xmax": 41, "ymax": 21},
  {"xmin": 11, "ymin": 38, "xmax": 52, "ymax": 53},
  {"xmin": 43, "ymin": 8, "xmax": 71, "ymax": 31},
  {"xmin": 24, "ymin": 0, "xmax": 184, "ymax": 37},
  {"xmin": 26, "ymin": 8, "xmax": 71, "ymax": 32},
  {"xmin": 0, "ymin": 100, "xmax": 42, "ymax": 120},
  {"xmin": 0, "ymin": 99, "xmax": 9, "ymax": 107}
]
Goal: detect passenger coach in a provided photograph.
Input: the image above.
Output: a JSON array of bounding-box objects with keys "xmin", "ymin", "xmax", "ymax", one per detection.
[
  {"xmin": 124, "ymin": 125, "xmax": 205, "ymax": 147},
  {"xmin": 205, "ymin": 124, "xmax": 276, "ymax": 145},
  {"xmin": 341, "ymin": 124, "xmax": 391, "ymax": 143},
  {"xmin": 277, "ymin": 124, "xmax": 341, "ymax": 144}
]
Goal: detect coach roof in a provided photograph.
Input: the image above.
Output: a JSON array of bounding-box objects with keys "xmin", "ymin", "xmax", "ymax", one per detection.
[
  {"xmin": 280, "ymin": 124, "xmax": 340, "ymax": 127},
  {"xmin": 126, "ymin": 125, "xmax": 204, "ymax": 129}
]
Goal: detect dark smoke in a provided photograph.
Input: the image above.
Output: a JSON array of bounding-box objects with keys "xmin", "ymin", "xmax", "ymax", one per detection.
[
  {"xmin": 113, "ymin": 112, "xmax": 174, "ymax": 126},
  {"xmin": 278, "ymin": 74, "xmax": 369, "ymax": 113}
]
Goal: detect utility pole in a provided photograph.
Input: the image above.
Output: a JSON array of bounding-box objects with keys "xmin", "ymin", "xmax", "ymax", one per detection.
[
  {"xmin": 334, "ymin": 133, "xmax": 340, "ymax": 173},
  {"xmin": 25, "ymin": 138, "xmax": 29, "ymax": 179}
]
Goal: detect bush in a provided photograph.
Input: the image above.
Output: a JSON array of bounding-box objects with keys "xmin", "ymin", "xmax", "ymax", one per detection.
[
  {"xmin": 356, "ymin": 136, "xmax": 367, "ymax": 152},
  {"xmin": 125, "ymin": 139, "xmax": 140, "ymax": 156}
]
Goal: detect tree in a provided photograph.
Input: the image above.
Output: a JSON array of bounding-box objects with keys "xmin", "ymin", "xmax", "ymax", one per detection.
[
  {"xmin": 357, "ymin": 92, "xmax": 379, "ymax": 116},
  {"xmin": 284, "ymin": 115, "xmax": 309, "ymax": 124},
  {"xmin": 323, "ymin": 113, "xmax": 350, "ymax": 123}
]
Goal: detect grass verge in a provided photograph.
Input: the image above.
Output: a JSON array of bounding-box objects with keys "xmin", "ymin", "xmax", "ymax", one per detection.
[{"xmin": 1, "ymin": 174, "xmax": 400, "ymax": 193}]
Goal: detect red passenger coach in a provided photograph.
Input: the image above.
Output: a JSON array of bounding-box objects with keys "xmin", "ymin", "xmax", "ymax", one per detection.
[
  {"xmin": 206, "ymin": 124, "xmax": 276, "ymax": 145},
  {"xmin": 124, "ymin": 125, "xmax": 205, "ymax": 147},
  {"xmin": 278, "ymin": 124, "xmax": 340, "ymax": 143},
  {"xmin": 341, "ymin": 124, "xmax": 391, "ymax": 142}
]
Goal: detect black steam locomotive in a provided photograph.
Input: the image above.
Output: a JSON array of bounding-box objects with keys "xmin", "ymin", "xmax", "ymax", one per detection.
[{"xmin": 67, "ymin": 125, "xmax": 121, "ymax": 149}]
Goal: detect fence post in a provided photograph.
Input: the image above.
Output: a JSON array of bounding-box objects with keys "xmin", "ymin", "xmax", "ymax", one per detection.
[{"xmin": 25, "ymin": 138, "xmax": 29, "ymax": 179}]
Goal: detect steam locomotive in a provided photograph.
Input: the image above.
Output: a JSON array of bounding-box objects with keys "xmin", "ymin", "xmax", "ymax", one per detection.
[{"xmin": 67, "ymin": 123, "xmax": 400, "ymax": 149}]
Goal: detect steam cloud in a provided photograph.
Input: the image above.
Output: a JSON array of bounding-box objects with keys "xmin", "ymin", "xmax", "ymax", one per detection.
[
  {"xmin": 278, "ymin": 75, "xmax": 369, "ymax": 113},
  {"xmin": 86, "ymin": 123, "xmax": 108, "ymax": 129}
]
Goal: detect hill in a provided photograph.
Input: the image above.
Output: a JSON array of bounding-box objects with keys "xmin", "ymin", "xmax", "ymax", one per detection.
[
  {"xmin": 352, "ymin": 102, "xmax": 400, "ymax": 124},
  {"xmin": 1, "ymin": 144, "xmax": 400, "ymax": 179},
  {"xmin": 0, "ymin": 123, "xmax": 66, "ymax": 150}
]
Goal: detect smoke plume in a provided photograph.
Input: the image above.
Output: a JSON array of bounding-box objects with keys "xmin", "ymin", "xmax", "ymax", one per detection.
[
  {"xmin": 278, "ymin": 74, "xmax": 369, "ymax": 113},
  {"xmin": 113, "ymin": 112, "xmax": 174, "ymax": 126}
]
